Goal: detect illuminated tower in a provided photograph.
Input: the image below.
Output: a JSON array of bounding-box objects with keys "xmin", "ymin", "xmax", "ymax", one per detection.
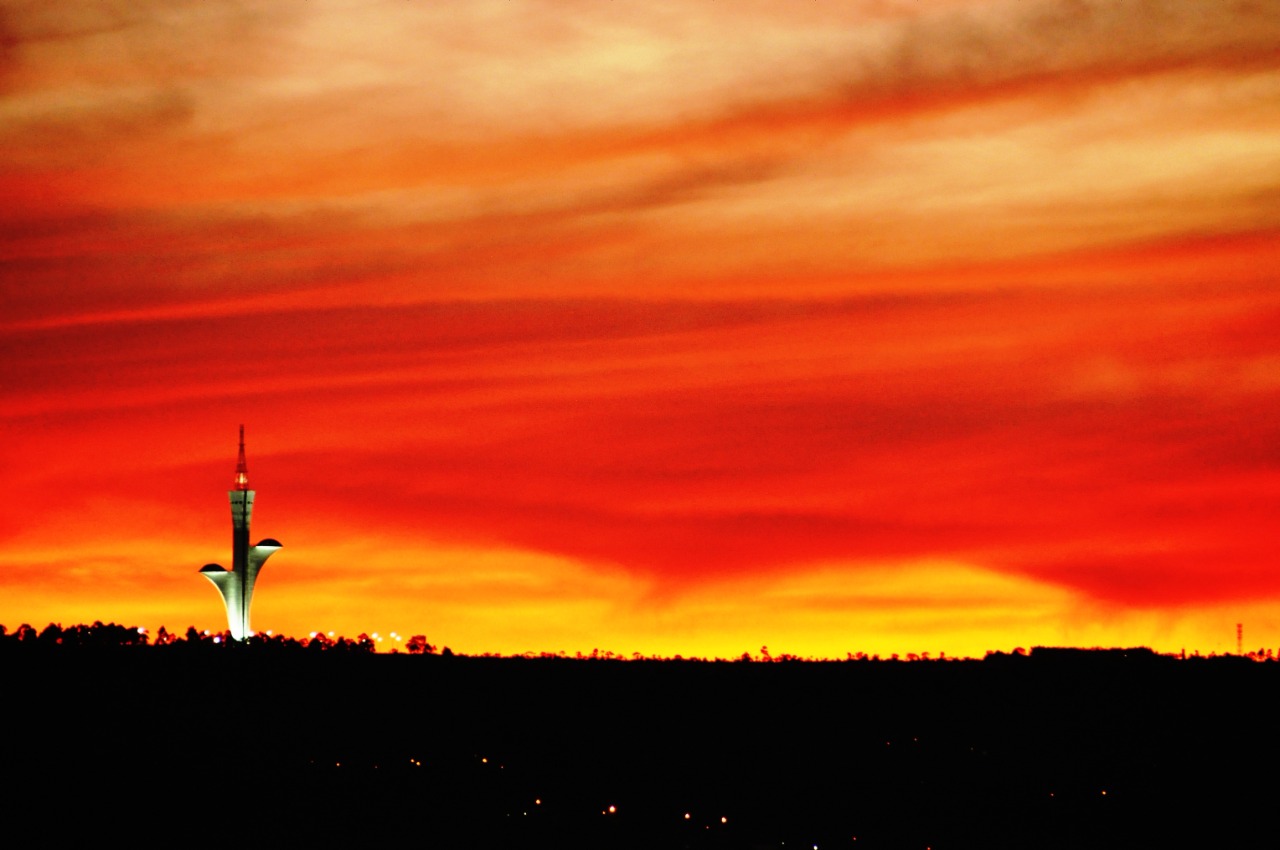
[{"xmin": 199, "ymin": 426, "xmax": 282, "ymax": 640}]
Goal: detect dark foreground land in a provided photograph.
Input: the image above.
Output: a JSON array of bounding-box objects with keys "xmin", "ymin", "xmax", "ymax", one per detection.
[{"xmin": 3, "ymin": 645, "xmax": 1275, "ymax": 848}]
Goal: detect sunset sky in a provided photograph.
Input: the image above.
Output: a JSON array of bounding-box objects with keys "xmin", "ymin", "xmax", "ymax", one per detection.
[{"xmin": 3, "ymin": 0, "xmax": 1278, "ymax": 657}]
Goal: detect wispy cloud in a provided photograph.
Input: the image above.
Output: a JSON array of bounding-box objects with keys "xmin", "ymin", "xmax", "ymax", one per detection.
[{"xmin": 1, "ymin": 1, "xmax": 1277, "ymax": 652}]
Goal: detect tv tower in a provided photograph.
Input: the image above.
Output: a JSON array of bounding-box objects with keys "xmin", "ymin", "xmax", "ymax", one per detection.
[{"xmin": 199, "ymin": 426, "xmax": 282, "ymax": 639}]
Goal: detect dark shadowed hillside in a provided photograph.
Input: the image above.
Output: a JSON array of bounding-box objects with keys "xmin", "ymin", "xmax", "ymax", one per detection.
[{"xmin": 2, "ymin": 644, "xmax": 1272, "ymax": 848}]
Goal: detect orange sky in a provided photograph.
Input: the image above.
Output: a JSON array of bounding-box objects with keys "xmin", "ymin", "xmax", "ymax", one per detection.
[{"xmin": 2, "ymin": 0, "xmax": 1279, "ymax": 657}]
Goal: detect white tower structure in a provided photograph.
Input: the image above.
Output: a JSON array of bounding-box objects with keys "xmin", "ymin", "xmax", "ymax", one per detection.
[{"xmin": 199, "ymin": 426, "xmax": 281, "ymax": 639}]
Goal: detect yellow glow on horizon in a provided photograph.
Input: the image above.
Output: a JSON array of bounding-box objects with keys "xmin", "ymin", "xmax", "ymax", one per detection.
[{"xmin": 1, "ymin": 518, "xmax": 1275, "ymax": 658}]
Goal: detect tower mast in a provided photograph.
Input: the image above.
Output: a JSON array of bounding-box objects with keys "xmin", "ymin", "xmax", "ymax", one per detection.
[{"xmin": 234, "ymin": 424, "xmax": 249, "ymax": 490}]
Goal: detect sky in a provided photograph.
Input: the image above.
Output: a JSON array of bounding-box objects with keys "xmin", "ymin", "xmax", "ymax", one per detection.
[{"xmin": 2, "ymin": 0, "xmax": 1278, "ymax": 657}]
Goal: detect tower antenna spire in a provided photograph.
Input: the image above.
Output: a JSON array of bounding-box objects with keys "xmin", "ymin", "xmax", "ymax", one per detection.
[{"xmin": 234, "ymin": 424, "xmax": 249, "ymax": 490}]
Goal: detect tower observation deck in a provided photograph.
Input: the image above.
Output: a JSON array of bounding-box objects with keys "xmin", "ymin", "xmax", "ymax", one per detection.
[{"xmin": 199, "ymin": 426, "xmax": 282, "ymax": 639}]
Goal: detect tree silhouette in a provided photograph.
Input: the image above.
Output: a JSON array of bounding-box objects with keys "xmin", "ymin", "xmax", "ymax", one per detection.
[{"xmin": 406, "ymin": 635, "xmax": 436, "ymax": 655}]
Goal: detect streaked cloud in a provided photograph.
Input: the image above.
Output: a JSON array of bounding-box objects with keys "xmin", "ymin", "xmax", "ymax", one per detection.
[{"xmin": 1, "ymin": 1, "xmax": 1277, "ymax": 654}]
